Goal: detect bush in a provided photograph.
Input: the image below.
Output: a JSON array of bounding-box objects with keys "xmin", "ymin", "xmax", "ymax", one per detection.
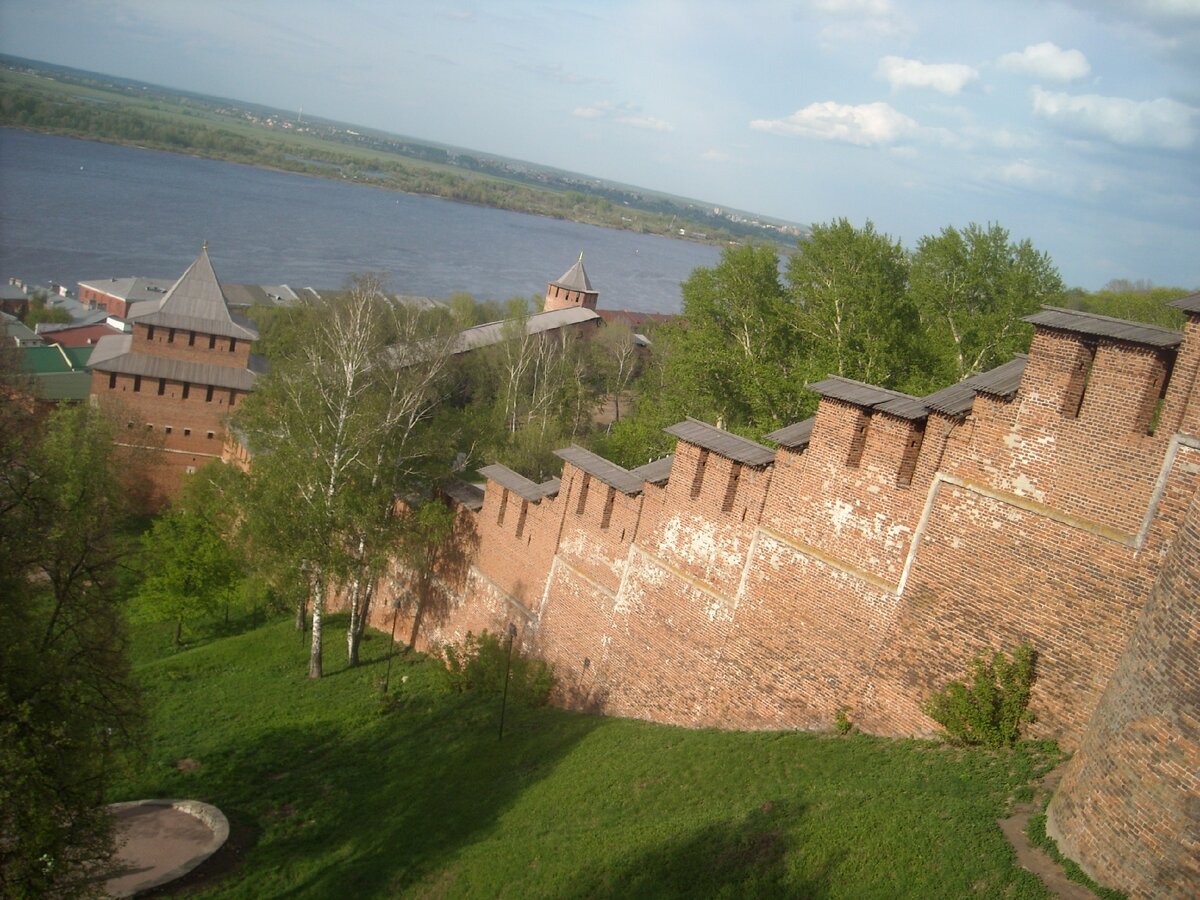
[
  {"xmin": 439, "ymin": 630, "xmax": 553, "ymax": 707},
  {"xmin": 924, "ymin": 643, "xmax": 1035, "ymax": 748}
]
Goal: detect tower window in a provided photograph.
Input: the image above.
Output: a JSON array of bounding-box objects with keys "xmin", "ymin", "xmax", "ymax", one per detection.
[
  {"xmin": 575, "ymin": 475, "xmax": 590, "ymax": 515},
  {"xmin": 690, "ymin": 449, "xmax": 709, "ymax": 499},
  {"xmin": 1061, "ymin": 343, "xmax": 1096, "ymax": 420},
  {"xmin": 108, "ymin": 372, "xmax": 117, "ymax": 389},
  {"xmin": 846, "ymin": 411, "xmax": 869, "ymax": 468},
  {"xmin": 721, "ymin": 463, "xmax": 741, "ymax": 513}
]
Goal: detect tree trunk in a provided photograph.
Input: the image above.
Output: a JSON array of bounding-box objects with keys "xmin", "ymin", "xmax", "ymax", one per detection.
[
  {"xmin": 346, "ymin": 576, "xmax": 362, "ymax": 667},
  {"xmin": 349, "ymin": 578, "xmax": 374, "ymax": 667},
  {"xmin": 308, "ymin": 575, "xmax": 324, "ymax": 679},
  {"xmin": 295, "ymin": 592, "xmax": 307, "ymax": 632}
]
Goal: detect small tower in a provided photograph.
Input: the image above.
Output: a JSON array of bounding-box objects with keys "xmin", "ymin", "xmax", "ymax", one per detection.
[{"xmin": 544, "ymin": 252, "xmax": 599, "ymax": 312}]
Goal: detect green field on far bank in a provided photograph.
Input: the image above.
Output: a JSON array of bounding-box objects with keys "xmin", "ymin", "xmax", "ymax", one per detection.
[{"xmin": 113, "ymin": 611, "xmax": 1062, "ymax": 898}]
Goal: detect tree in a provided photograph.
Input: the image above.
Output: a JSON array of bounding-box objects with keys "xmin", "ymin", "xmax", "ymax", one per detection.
[
  {"xmin": 600, "ymin": 244, "xmax": 801, "ymax": 465},
  {"xmin": 786, "ymin": 218, "xmax": 921, "ymax": 391},
  {"xmin": 0, "ymin": 399, "xmax": 142, "ymax": 896},
  {"xmin": 591, "ymin": 322, "xmax": 640, "ymax": 426},
  {"xmin": 135, "ymin": 474, "xmax": 243, "ymax": 646},
  {"xmin": 909, "ymin": 223, "xmax": 1063, "ymax": 382},
  {"xmin": 22, "ymin": 290, "xmax": 72, "ymax": 327},
  {"xmin": 235, "ymin": 277, "xmax": 457, "ymax": 677}
]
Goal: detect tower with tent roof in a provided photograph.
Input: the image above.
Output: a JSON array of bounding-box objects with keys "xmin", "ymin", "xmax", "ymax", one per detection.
[{"xmin": 543, "ymin": 253, "xmax": 599, "ymax": 313}]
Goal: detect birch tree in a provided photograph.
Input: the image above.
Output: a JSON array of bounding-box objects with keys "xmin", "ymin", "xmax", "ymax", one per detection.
[
  {"xmin": 786, "ymin": 218, "xmax": 920, "ymax": 391},
  {"xmin": 910, "ymin": 223, "xmax": 1064, "ymax": 382},
  {"xmin": 236, "ymin": 278, "xmax": 457, "ymax": 677}
]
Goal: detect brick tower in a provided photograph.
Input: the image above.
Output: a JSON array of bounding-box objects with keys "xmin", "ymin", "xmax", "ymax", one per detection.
[
  {"xmin": 88, "ymin": 244, "xmax": 261, "ymax": 502},
  {"xmin": 543, "ymin": 253, "xmax": 599, "ymax": 312}
]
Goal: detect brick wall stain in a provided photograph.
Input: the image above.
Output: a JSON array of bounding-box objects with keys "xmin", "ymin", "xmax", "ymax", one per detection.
[{"xmin": 367, "ymin": 313, "xmax": 1200, "ymax": 899}]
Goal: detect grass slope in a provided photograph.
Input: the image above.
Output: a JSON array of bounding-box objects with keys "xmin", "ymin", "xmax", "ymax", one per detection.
[{"xmin": 113, "ymin": 615, "xmax": 1058, "ymax": 898}]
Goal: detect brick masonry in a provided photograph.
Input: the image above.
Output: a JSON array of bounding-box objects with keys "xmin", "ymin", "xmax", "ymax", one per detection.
[{"xmin": 362, "ymin": 308, "xmax": 1200, "ymax": 898}]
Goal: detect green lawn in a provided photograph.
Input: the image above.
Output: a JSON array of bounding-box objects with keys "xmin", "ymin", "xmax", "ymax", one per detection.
[{"xmin": 112, "ymin": 614, "xmax": 1059, "ymax": 898}]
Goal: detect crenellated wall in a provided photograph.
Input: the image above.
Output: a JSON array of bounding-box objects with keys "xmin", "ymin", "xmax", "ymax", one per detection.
[{"xmin": 365, "ymin": 300, "xmax": 1200, "ymax": 898}]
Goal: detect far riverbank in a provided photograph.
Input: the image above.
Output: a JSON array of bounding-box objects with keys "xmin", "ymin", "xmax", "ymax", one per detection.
[{"xmin": 0, "ymin": 129, "xmax": 723, "ymax": 314}]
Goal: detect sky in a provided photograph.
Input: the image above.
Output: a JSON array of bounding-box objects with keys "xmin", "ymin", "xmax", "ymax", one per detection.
[{"xmin": 2, "ymin": 0, "xmax": 1198, "ymax": 290}]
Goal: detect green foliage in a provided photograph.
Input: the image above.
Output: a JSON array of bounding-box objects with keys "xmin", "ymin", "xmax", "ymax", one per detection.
[
  {"xmin": 1061, "ymin": 284, "xmax": 1189, "ymax": 329},
  {"xmin": 910, "ymin": 223, "xmax": 1064, "ymax": 382},
  {"xmin": 439, "ymin": 630, "xmax": 554, "ymax": 707},
  {"xmin": 925, "ymin": 643, "xmax": 1036, "ymax": 748},
  {"xmin": 22, "ymin": 293, "xmax": 72, "ymax": 327},
  {"xmin": 134, "ymin": 485, "xmax": 243, "ymax": 646},
  {"xmin": 789, "ymin": 218, "xmax": 924, "ymax": 391},
  {"xmin": 834, "ymin": 706, "xmax": 853, "ymax": 735},
  {"xmin": 0, "ymin": 401, "xmax": 142, "ymax": 896}
]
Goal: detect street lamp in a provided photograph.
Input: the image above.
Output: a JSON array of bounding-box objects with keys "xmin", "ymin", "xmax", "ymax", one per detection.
[
  {"xmin": 498, "ymin": 622, "xmax": 518, "ymax": 741},
  {"xmin": 382, "ymin": 595, "xmax": 406, "ymax": 694}
]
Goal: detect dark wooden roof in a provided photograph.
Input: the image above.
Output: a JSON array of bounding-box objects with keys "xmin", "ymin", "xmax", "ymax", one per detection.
[
  {"xmin": 443, "ymin": 480, "xmax": 485, "ymax": 511},
  {"xmin": 87, "ymin": 334, "xmax": 261, "ymax": 391},
  {"xmin": 631, "ymin": 455, "xmax": 674, "ymax": 485},
  {"xmin": 127, "ymin": 248, "xmax": 258, "ymax": 341},
  {"xmin": 664, "ymin": 418, "xmax": 775, "ymax": 466},
  {"xmin": 766, "ymin": 417, "xmax": 814, "ymax": 449},
  {"xmin": 554, "ymin": 446, "xmax": 644, "ymax": 494},
  {"xmin": 922, "ymin": 356, "xmax": 1027, "ymax": 417},
  {"xmin": 1023, "ymin": 307, "xmax": 1181, "ymax": 349},
  {"xmin": 1168, "ymin": 292, "xmax": 1200, "ymax": 314},
  {"xmin": 551, "ymin": 253, "xmax": 594, "ymax": 292},
  {"xmin": 478, "ymin": 465, "xmax": 557, "ymax": 503},
  {"xmin": 808, "ymin": 377, "xmax": 928, "ymax": 421}
]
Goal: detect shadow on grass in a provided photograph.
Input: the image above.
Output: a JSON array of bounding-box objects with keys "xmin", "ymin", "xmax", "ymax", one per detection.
[
  {"xmin": 561, "ymin": 800, "xmax": 838, "ymax": 898},
  {"xmin": 180, "ymin": 694, "xmax": 598, "ymax": 897}
]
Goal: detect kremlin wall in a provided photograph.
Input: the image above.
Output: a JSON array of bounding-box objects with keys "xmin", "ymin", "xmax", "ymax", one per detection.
[{"xmin": 368, "ymin": 289, "xmax": 1200, "ymax": 899}]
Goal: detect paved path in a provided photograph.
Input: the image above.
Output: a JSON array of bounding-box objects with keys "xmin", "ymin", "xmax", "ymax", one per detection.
[{"xmin": 104, "ymin": 800, "xmax": 228, "ymax": 898}]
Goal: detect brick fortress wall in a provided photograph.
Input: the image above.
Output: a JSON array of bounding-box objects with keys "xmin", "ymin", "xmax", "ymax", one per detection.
[{"xmin": 366, "ymin": 302, "xmax": 1200, "ymax": 898}]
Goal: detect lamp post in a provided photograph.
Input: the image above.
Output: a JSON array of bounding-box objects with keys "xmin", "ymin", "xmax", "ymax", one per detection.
[
  {"xmin": 498, "ymin": 622, "xmax": 518, "ymax": 741},
  {"xmin": 382, "ymin": 595, "xmax": 405, "ymax": 694}
]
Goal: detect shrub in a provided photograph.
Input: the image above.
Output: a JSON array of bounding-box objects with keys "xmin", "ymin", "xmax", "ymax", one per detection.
[
  {"xmin": 924, "ymin": 642, "xmax": 1035, "ymax": 748},
  {"xmin": 439, "ymin": 630, "xmax": 553, "ymax": 707},
  {"xmin": 834, "ymin": 705, "xmax": 853, "ymax": 735}
]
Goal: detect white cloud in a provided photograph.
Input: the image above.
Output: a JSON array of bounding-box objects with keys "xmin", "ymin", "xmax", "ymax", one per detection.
[
  {"xmin": 877, "ymin": 56, "xmax": 978, "ymax": 94},
  {"xmin": 573, "ymin": 101, "xmax": 673, "ymax": 131},
  {"xmin": 805, "ymin": 0, "xmax": 910, "ymax": 41},
  {"xmin": 809, "ymin": 0, "xmax": 893, "ymax": 11},
  {"xmin": 998, "ymin": 43, "xmax": 1091, "ymax": 81},
  {"xmin": 1032, "ymin": 87, "xmax": 1197, "ymax": 148},
  {"xmin": 751, "ymin": 101, "xmax": 917, "ymax": 146},
  {"xmin": 701, "ymin": 149, "xmax": 731, "ymax": 162},
  {"xmin": 998, "ymin": 160, "xmax": 1055, "ymax": 187},
  {"xmin": 617, "ymin": 115, "xmax": 674, "ymax": 132}
]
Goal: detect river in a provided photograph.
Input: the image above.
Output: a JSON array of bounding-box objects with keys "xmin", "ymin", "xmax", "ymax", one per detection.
[{"xmin": 0, "ymin": 128, "xmax": 723, "ymax": 314}]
